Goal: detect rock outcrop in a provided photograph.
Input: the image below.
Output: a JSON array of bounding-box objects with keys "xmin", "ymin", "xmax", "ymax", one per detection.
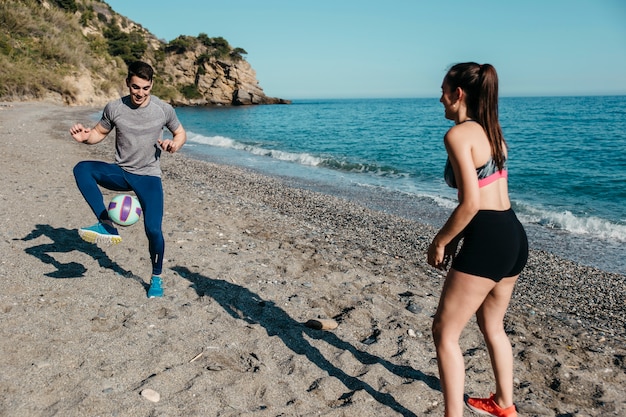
[{"xmin": 159, "ymin": 45, "xmax": 289, "ymax": 106}]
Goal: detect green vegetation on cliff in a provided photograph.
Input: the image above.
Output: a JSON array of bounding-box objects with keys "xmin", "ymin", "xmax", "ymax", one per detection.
[
  {"xmin": 0, "ymin": 0, "xmax": 113, "ymax": 101},
  {"xmin": 0, "ymin": 0, "xmax": 257, "ymax": 104}
]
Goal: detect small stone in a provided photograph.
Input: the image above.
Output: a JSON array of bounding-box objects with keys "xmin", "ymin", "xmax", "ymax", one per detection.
[
  {"xmin": 141, "ymin": 388, "xmax": 160, "ymax": 403},
  {"xmin": 406, "ymin": 302, "xmax": 422, "ymax": 314},
  {"xmin": 408, "ymin": 329, "xmax": 417, "ymax": 338},
  {"xmin": 304, "ymin": 319, "xmax": 338, "ymax": 330}
]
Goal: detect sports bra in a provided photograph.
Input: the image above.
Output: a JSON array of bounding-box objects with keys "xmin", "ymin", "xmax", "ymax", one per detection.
[{"xmin": 444, "ymin": 156, "xmax": 508, "ymax": 189}]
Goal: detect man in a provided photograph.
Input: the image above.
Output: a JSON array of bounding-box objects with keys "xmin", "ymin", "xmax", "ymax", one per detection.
[{"xmin": 70, "ymin": 61, "xmax": 186, "ymax": 298}]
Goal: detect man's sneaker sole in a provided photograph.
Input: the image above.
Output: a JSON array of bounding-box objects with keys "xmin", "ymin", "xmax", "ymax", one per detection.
[{"xmin": 78, "ymin": 229, "xmax": 122, "ymax": 245}]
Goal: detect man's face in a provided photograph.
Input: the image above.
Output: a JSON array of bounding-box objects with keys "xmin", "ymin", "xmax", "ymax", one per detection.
[{"xmin": 126, "ymin": 75, "xmax": 153, "ymax": 107}]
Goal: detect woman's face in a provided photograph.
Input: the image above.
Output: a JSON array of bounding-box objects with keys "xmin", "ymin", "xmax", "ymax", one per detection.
[{"xmin": 439, "ymin": 80, "xmax": 457, "ymax": 121}]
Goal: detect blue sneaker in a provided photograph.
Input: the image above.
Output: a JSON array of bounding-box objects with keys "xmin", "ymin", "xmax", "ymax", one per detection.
[
  {"xmin": 148, "ymin": 276, "xmax": 163, "ymax": 298},
  {"xmin": 78, "ymin": 222, "xmax": 122, "ymax": 245}
]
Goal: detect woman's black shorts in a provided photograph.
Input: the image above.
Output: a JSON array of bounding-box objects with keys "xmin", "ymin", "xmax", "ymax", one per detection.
[{"xmin": 451, "ymin": 209, "xmax": 528, "ymax": 282}]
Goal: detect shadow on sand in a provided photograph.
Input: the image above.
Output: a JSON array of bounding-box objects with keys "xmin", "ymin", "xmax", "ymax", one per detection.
[
  {"xmin": 20, "ymin": 224, "xmax": 142, "ymax": 286},
  {"xmin": 172, "ymin": 265, "xmax": 441, "ymax": 417}
]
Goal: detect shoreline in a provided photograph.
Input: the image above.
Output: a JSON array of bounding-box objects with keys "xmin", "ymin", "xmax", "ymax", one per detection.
[
  {"xmin": 175, "ymin": 97, "xmax": 626, "ymax": 276},
  {"xmin": 1, "ymin": 102, "xmax": 624, "ymax": 416},
  {"xmin": 180, "ymin": 146, "xmax": 626, "ymax": 276}
]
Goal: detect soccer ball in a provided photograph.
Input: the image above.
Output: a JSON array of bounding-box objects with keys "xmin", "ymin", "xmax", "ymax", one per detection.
[{"xmin": 107, "ymin": 194, "xmax": 142, "ymax": 226}]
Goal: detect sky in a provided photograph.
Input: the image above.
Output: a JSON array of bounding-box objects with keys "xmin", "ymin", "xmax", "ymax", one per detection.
[{"xmin": 104, "ymin": 0, "xmax": 626, "ymax": 100}]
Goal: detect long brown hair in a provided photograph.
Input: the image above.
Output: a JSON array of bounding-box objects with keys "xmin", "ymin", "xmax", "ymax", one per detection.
[{"xmin": 445, "ymin": 62, "xmax": 507, "ymax": 170}]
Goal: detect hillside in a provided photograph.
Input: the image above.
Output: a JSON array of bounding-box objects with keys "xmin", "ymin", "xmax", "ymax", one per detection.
[{"xmin": 0, "ymin": 0, "xmax": 289, "ymax": 106}]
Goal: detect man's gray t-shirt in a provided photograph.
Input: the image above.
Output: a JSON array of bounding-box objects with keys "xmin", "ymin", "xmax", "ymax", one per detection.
[{"xmin": 99, "ymin": 95, "xmax": 181, "ymax": 177}]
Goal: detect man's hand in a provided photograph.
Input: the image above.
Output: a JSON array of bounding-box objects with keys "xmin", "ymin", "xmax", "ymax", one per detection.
[
  {"xmin": 70, "ymin": 123, "xmax": 108, "ymax": 145},
  {"xmin": 69, "ymin": 123, "xmax": 90, "ymax": 143},
  {"xmin": 158, "ymin": 139, "xmax": 176, "ymax": 153}
]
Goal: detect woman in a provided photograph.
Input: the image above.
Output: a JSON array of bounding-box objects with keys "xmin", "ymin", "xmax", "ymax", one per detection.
[{"xmin": 427, "ymin": 63, "xmax": 528, "ymax": 417}]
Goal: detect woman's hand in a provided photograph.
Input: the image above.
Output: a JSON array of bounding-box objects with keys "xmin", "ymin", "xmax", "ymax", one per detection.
[
  {"xmin": 428, "ymin": 234, "xmax": 462, "ymax": 270},
  {"xmin": 427, "ymin": 240, "xmax": 446, "ymax": 270}
]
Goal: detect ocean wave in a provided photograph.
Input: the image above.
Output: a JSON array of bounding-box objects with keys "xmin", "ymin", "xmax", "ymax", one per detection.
[
  {"xmin": 187, "ymin": 131, "xmax": 406, "ymax": 177},
  {"xmin": 320, "ymin": 159, "xmax": 407, "ymax": 177},
  {"xmin": 187, "ymin": 130, "xmax": 625, "ymax": 244},
  {"xmin": 188, "ymin": 132, "xmax": 323, "ymax": 166},
  {"xmin": 515, "ymin": 203, "xmax": 626, "ymax": 243}
]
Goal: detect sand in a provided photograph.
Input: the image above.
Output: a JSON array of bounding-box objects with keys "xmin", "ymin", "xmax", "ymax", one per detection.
[{"xmin": 0, "ymin": 102, "xmax": 624, "ymax": 417}]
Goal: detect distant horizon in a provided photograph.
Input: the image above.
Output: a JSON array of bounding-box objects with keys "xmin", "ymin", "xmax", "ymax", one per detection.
[
  {"xmin": 260, "ymin": 93, "xmax": 626, "ymax": 101},
  {"xmin": 266, "ymin": 89, "xmax": 626, "ymax": 102}
]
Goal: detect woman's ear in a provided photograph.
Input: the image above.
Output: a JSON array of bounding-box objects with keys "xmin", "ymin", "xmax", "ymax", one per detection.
[{"xmin": 454, "ymin": 87, "xmax": 464, "ymax": 102}]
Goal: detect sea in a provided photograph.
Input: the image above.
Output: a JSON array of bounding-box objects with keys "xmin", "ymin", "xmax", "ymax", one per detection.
[{"xmin": 170, "ymin": 96, "xmax": 625, "ymax": 275}]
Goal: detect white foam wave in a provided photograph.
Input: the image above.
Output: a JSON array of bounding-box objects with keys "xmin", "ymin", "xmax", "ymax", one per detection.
[
  {"xmin": 516, "ymin": 203, "xmax": 626, "ymax": 243},
  {"xmin": 187, "ymin": 131, "xmax": 323, "ymax": 167},
  {"xmin": 187, "ymin": 131, "xmax": 625, "ymax": 244}
]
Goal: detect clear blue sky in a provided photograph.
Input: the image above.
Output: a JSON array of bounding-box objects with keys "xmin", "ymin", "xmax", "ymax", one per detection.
[{"xmin": 105, "ymin": 0, "xmax": 626, "ymax": 99}]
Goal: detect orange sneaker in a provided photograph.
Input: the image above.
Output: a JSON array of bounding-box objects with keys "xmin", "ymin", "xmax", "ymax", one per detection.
[{"xmin": 466, "ymin": 393, "xmax": 517, "ymax": 417}]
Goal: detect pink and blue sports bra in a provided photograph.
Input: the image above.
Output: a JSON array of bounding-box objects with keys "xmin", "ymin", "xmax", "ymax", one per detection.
[{"xmin": 444, "ymin": 156, "xmax": 508, "ymax": 189}]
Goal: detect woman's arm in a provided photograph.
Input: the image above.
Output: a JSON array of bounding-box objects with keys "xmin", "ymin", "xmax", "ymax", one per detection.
[{"xmin": 427, "ymin": 126, "xmax": 481, "ymax": 269}]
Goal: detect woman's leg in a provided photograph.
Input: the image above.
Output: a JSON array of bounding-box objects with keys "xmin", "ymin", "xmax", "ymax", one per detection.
[
  {"xmin": 432, "ymin": 269, "xmax": 497, "ymax": 417},
  {"xmin": 475, "ymin": 275, "xmax": 519, "ymax": 409}
]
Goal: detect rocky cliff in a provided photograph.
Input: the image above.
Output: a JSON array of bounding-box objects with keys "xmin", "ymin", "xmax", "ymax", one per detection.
[
  {"xmin": 0, "ymin": 0, "xmax": 290, "ymax": 106},
  {"xmin": 158, "ymin": 41, "xmax": 290, "ymax": 106}
]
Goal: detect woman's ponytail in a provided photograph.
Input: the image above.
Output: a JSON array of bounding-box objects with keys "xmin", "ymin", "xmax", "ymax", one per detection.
[{"xmin": 445, "ymin": 63, "xmax": 507, "ymax": 170}]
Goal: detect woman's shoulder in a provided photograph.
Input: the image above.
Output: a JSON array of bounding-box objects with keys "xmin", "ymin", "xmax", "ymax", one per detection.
[
  {"xmin": 444, "ymin": 122, "xmax": 473, "ymax": 146},
  {"xmin": 445, "ymin": 121, "xmax": 485, "ymax": 144}
]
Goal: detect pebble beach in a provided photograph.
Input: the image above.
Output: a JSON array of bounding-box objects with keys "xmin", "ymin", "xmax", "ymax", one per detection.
[{"xmin": 0, "ymin": 102, "xmax": 624, "ymax": 416}]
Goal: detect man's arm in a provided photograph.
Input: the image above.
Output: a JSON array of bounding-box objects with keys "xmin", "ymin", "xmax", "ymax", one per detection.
[
  {"xmin": 158, "ymin": 124, "xmax": 186, "ymax": 153},
  {"xmin": 70, "ymin": 122, "xmax": 110, "ymax": 144}
]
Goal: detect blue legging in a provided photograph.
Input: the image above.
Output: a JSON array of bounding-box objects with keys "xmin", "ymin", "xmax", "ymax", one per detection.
[{"xmin": 74, "ymin": 161, "xmax": 164, "ymax": 276}]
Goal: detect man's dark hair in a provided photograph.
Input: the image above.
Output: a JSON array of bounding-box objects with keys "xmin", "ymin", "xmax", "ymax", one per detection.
[{"xmin": 127, "ymin": 61, "xmax": 154, "ymax": 82}]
